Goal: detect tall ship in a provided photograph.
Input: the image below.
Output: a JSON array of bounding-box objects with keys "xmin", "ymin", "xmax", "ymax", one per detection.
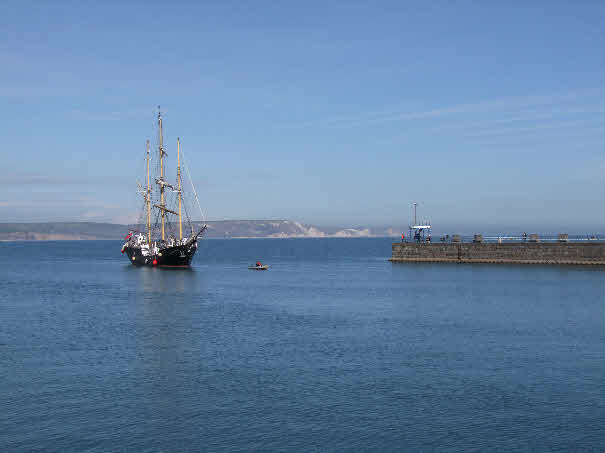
[{"xmin": 121, "ymin": 108, "xmax": 206, "ymax": 267}]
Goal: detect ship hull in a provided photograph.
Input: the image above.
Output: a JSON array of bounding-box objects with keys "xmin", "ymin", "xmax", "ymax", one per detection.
[{"xmin": 123, "ymin": 242, "xmax": 198, "ymax": 267}]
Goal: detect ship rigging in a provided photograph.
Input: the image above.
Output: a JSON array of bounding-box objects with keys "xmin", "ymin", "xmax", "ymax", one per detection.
[{"xmin": 121, "ymin": 108, "xmax": 206, "ymax": 267}]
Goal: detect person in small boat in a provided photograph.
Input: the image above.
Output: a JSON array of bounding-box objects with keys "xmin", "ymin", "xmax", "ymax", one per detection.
[{"xmin": 256, "ymin": 261, "xmax": 262, "ymax": 267}]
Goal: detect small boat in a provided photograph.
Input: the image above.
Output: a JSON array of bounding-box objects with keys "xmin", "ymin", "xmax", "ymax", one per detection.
[{"xmin": 249, "ymin": 261, "xmax": 269, "ymax": 270}]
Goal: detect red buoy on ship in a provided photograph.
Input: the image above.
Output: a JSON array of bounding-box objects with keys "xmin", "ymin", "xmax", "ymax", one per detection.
[{"xmin": 152, "ymin": 259, "xmax": 158, "ymax": 266}]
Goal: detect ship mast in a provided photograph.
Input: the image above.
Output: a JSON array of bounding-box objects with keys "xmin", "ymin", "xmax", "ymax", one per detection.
[
  {"xmin": 152, "ymin": 107, "xmax": 179, "ymax": 241},
  {"xmin": 158, "ymin": 108, "xmax": 166, "ymax": 241},
  {"xmin": 146, "ymin": 140, "xmax": 151, "ymax": 245},
  {"xmin": 177, "ymin": 137, "xmax": 183, "ymax": 240}
]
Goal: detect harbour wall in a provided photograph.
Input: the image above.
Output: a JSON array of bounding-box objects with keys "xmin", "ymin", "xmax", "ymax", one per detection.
[{"xmin": 390, "ymin": 242, "xmax": 605, "ymax": 265}]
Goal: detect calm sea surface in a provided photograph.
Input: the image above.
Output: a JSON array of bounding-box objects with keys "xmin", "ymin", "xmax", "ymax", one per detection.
[{"xmin": 1, "ymin": 238, "xmax": 605, "ymax": 452}]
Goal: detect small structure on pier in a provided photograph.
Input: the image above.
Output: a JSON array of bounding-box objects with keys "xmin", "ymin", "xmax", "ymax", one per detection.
[{"xmin": 408, "ymin": 202, "xmax": 432, "ymax": 243}]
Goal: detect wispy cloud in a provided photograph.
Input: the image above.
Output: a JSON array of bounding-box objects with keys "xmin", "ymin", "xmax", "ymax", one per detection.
[
  {"xmin": 0, "ymin": 199, "xmax": 120, "ymax": 208},
  {"xmin": 0, "ymin": 199, "xmax": 132, "ymax": 224},
  {"xmin": 291, "ymin": 88, "xmax": 605, "ymax": 130},
  {"xmin": 0, "ymin": 172, "xmax": 130, "ymax": 186},
  {"xmin": 467, "ymin": 118, "xmax": 605, "ymax": 139}
]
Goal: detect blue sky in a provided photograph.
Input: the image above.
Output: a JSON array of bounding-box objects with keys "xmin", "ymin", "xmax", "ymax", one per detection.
[{"xmin": 1, "ymin": 1, "xmax": 604, "ymax": 230}]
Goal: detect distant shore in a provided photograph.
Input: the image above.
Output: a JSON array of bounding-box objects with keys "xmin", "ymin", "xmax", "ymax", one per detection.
[{"xmin": 0, "ymin": 221, "xmax": 399, "ymax": 241}]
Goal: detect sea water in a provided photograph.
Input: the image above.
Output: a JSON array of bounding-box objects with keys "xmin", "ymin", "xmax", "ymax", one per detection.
[{"xmin": 1, "ymin": 238, "xmax": 605, "ymax": 451}]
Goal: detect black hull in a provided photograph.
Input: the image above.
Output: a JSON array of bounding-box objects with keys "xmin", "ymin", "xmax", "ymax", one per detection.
[{"xmin": 123, "ymin": 242, "xmax": 198, "ymax": 267}]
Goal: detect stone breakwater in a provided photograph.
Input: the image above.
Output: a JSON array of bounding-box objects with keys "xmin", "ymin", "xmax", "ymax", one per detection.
[{"xmin": 390, "ymin": 242, "xmax": 605, "ymax": 265}]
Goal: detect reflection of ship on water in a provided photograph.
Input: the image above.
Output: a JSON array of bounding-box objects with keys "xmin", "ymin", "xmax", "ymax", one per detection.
[
  {"xmin": 138, "ymin": 265, "xmax": 192, "ymax": 296},
  {"xmin": 122, "ymin": 108, "xmax": 206, "ymax": 268}
]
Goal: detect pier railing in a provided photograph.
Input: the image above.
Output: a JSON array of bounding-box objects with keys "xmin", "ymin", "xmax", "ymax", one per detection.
[{"xmin": 408, "ymin": 234, "xmax": 603, "ymax": 244}]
